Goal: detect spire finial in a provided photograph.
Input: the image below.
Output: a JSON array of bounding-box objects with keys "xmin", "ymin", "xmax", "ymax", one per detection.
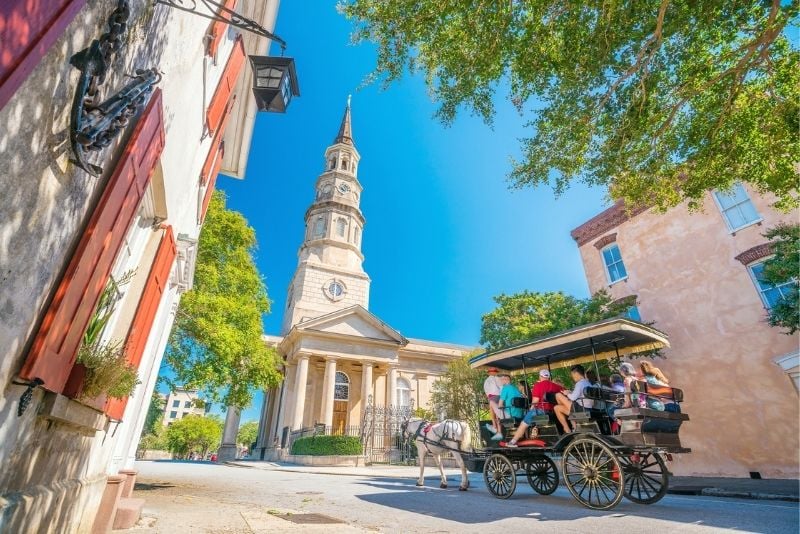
[{"xmin": 333, "ymin": 96, "xmax": 354, "ymax": 146}]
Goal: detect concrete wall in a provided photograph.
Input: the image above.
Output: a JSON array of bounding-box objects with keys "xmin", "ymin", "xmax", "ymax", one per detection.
[
  {"xmin": 575, "ymin": 187, "xmax": 799, "ymax": 477},
  {"xmin": 0, "ymin": 1, "xmax": 280, "ymax": 531}
]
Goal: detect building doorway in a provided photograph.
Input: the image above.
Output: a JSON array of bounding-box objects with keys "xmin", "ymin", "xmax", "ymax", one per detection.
[{"xmin": 332, "ymin": 372, "xmax": 350, "ymax": 434}]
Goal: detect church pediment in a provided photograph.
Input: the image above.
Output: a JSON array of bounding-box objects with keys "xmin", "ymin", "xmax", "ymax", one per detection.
[{"xmin": 292, "ymin": 305, "xmax": 407, "ymax": 345}]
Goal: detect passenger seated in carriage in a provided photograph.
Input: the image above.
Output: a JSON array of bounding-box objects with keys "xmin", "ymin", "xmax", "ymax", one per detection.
[
  {"xmin": 503, "ymin": 369, "xmax": 564, "ymax": 448},
  {"xmin": 553, "ymin": 364, "xmax": 594, "ymax": 433},
  {"xmin": 497, "ymin": 374, "xmax": 525, "ymax": 423}
]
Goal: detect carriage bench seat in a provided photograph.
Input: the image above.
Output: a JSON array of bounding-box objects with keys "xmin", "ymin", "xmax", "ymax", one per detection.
[{"xmin": 614, "ymin": 407, "xmax": 690, "ymax": 450}]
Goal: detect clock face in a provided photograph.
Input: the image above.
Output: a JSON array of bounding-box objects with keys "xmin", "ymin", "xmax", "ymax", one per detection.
[
  {"xmin": 337, "ymin": 183, "xmax": 351, "ymax": 194},
  {"xmin": 324, "ymin": 279, "xmax": 346, "ymax": 301}
]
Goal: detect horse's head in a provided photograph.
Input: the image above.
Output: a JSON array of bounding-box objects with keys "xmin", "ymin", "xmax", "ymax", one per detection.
[{"xmin": 400, "ymin": 417, "xmax": 423, "ymax": 440}]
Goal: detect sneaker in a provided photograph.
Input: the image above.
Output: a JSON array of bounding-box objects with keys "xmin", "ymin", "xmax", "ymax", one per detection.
[
  {"xmin": 484, "ymin": 423, "xmax": 497, "ymax": 433},
  {"xmin": 504, "ymin": 440, "xmax": 518, "ymax": 448},
  {"xmin": 492, "ymin": 432, "xmax": 504, "ymax": 441}
]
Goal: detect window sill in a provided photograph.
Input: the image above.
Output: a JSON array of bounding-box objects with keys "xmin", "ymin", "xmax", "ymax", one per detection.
[
  {"xmin": 608, "ymin": 277, "xmax": 628, "ymax": 287},
  {"xmin": 729, "ymin": 218, "xmax": 763, "ymax": 235},
  {"xmin": 40, "ymin": 392, "xmax": 107, "ymax": 432}
]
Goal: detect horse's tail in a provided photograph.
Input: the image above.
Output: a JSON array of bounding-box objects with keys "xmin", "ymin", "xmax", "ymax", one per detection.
[{"xmin": 460, "ymin": 421, "xmax": 473, "ymax": 453}]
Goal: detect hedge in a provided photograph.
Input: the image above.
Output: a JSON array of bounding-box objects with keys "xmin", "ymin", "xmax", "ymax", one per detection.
[{"xmin": 290, "ymin": 435, "xmax": 362, "ymax": 456}]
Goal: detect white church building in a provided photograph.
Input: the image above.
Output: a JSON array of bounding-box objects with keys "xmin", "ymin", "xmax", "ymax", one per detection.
[{"xmin": 253, "ymin": 102, "xmax": 472, "ymax": 457}]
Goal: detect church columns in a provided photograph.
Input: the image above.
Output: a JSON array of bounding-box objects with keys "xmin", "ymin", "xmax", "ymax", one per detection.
[
  {"xmin": 387, "ymin": 366, "xmax": 398, "ymax": 407},
  {"xmin": 292, "ymin": 356, "xmax": 310, "ymax": 430},
  {"xmin": 320, "ymin": 358, "xmax": 337, "ymax": 428},
  {"xmin": 361, "ymin": 362, "xmax": 373, "ymax": 407}
]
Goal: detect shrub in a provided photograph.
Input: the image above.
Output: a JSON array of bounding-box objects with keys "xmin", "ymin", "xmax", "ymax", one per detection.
[{"xmin": 291, "ymin": 435, "xmax": 362, "ymax": 456}]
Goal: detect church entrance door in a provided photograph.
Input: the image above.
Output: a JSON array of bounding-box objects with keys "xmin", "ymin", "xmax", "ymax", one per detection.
[{"xmin": 332, "ymin": 401, "xmax": 348, "ymax": 434}]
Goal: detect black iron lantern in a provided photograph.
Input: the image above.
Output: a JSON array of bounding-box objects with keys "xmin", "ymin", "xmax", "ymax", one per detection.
[{"xmin": 249, "ymin": 56, "xmax": 300, "ymax": 113}]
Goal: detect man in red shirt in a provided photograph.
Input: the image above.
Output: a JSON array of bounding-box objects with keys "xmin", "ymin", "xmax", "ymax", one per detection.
[{"xmin": 504, "ymin": 370, "xmax": 564, "ymax": 447}]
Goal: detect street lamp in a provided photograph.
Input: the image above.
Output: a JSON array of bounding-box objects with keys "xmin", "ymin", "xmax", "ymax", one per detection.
[{"xmin": 249, "ymin": 56, "xmax": 300, "ymax": 113}]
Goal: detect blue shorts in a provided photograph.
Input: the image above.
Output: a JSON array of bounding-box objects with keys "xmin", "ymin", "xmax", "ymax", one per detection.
[{"xmin": 523, "ymin": 408, "xmax": 547, "ymax": 425}]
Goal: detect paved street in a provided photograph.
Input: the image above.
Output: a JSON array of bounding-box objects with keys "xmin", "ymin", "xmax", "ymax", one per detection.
[{"xmin": 126, "ymin": 461, "xmax": 799, "ymax": 533}]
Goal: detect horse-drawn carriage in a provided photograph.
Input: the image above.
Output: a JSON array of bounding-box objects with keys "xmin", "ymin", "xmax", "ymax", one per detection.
[{"xmin": 464, "ymin": 317, "xmax": 691, "ymax": 510}]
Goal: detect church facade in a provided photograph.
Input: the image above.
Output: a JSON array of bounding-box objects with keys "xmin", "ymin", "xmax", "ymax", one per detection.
[{"xmin": 253, "ymin": 102, "xmax": 471, "ymax": 456}]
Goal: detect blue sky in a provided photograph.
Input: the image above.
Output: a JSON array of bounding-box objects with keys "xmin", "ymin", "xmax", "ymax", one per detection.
[{"xmin": 209, "ymin": 3, "xmax": 609, "ymax": 422}]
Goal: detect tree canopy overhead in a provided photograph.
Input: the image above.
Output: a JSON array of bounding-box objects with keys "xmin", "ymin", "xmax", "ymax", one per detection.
[
  {"xmin": 341, "ymin": 0, "xmax": 799, "ymax": 211},
  {"xmin": 166, "ymin": 192, "xmax": 282, "ymax": 409}
]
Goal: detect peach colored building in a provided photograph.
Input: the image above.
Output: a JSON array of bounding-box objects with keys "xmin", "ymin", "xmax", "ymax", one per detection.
[{"xmin": 571, "ymin": 185, "xmax": 799, "ymax": 477}]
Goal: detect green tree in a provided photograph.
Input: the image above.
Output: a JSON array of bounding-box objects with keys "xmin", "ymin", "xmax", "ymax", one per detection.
[
  {"xmin": 341, "ymin": 1, "xmax": 799, "ymax": 211},
  {"xmin": 165, "ymin": 415, "xmax": 223, "ymax": 458},
  {"xmin": 762, "ymin": 224, "xmax": 799, "ymax": 334},
  {"xmin": 166, "ymin": 191, "xmax": 282, "ymax": 408},
  {"xmin": 138, "ymin": 424, "xmax": 168, "ymax": 452},
  {"xmin": 430, "ymin": 351, "xmax": 486, "ymax": 440},
  {"xmin": 480, "ymin": 290, "xmax": 634, "ymax": 352},
  {"xmin": 143, "ymin": 394, "xmax": 165, "ymax": 436},
  {"xmin": 237, "ymin": 421, "xmax": 259, "ymax": 448}
]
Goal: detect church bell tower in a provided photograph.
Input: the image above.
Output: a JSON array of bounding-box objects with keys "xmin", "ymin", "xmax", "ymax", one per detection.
[{"xmin": 281, "ymin": 98, "xmax": 370, "ymax": 333}]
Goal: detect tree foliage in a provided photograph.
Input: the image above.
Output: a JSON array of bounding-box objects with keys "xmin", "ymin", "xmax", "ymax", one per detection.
[
  {"xmin": 166, "ymin": 191, "xmax": 282, "ymax": 408},
  {"xmin": 762, "ymin": 224, "xmax": 799, "ymax": 334},
  {"xmin": 237, "ymin": 421, "xmax": 259, "ymax": 448},
  {"xmin": 138, "ymin": 424, "xmax": 168, "ymax": 452},
  {"xmin": 430, "ymin": 351, "xmax": 486, "ymax": 438},
  {"xmin": 143, "ymin": 394, "xmax": 165, "ymax": 436},
  {"xmin": 165, "ymin": 415, "xmax": 223, "ymax": 458},
  {"xmin": 341, "ymin": 0, "xmax": 799, "ymax": 211},
  {"xmin": 480, "ymin": 290, "xmax": 634, "ymax": 352}
]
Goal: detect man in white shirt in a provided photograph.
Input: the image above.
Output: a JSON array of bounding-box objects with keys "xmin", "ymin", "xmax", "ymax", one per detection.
[
  {"xmin": 553, "ymin": 364, "xmax": 594, "ymax": 433},
  {"xmin": 483, "ymin": 368, "xmax": 503, "ymax": 439}
]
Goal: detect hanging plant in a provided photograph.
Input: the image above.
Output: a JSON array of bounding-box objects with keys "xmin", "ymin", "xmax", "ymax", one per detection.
[{"xmin": 77, "ymin": 340, "xmax": 139, "ymax": 400}]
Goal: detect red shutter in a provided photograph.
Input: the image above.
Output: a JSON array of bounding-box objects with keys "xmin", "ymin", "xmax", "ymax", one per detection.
[
  {"xmin": 0, "ymin": 0, "xmax": 86, "ymax": 111},
  {"xmin": 206, "ymin": 0, "xmax": 238, "ymax": 58},
  {"xmin": 20, "ymin": 90, "xmax": 165, "ymax": 392},
  {"xmin": 105, "ymin": 226, "xmax": 177, "ymax": 420},
  {"xmin": 206, "ymin": 35, "xmax": 245, "ymax": 135},
  {"xmin": 200, "ymin": 96, "xmax": 236, "ymax": 185},
  {"xmin": 200, "ymin": 144, "xmax": 224, "ymax": 223}
]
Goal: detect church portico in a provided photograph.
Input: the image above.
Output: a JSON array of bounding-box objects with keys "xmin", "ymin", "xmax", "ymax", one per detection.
[{"xmin": 253, "ymin": 100, "xmax": 474, "ymax": 460}]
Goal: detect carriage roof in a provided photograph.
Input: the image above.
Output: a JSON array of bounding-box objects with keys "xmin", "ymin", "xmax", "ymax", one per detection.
[{"xmin": 469, "ymin": 317, "xmax": 669, "ymax": 372}]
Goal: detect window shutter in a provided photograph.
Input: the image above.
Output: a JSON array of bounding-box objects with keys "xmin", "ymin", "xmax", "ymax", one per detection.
[
  {"xmin": 206, "ymin": 35, "xmax": 245, "ymax": 135},
  {"xmin": 105, "ymin": 225, "xmax": 176, "ymax": 420},
  {"xmin": 20, "ymin": 90, "xmax": 165, "ymax": 392},
  {"xmin": 200, "ymin": 144, "xmax": 225, "ymax": 223},
  {"xmin": 200, "ymin": 96, "xmax": 236, "ymax": 185},
  {"xmin": 0, "ymin": 0, "xmax": 86, "ymax": 111},
  {"xmin": 206, "ymin": 0, "xmax": 238, "ymax": 58}
]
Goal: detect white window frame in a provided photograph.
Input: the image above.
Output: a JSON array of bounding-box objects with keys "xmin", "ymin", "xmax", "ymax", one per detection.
[
  {"xmin": 396, "ymin": 377, "xmax": 411, "ymax": 408},
  {"xmin": 711, "ymin": 183, "xmax": 762, "ymax": 233},
  {"xmin": 334, "ymin": 371, "xmax": 350, "ymax": 401},
  {"xmin": 601, "ymin": 243, "xmax": 628, "ymax": 285},
  {"xmin": 747, "ymin": 258, "xmax": 796, "ymax": 309}
]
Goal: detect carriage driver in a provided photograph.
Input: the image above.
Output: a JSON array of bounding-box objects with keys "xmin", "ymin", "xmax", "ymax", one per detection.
[
  {"xmin": 503, "ymin": 369, "xmax": 564, "ymax": 448},
  {"xmin": 483, "ymin": 368, "xmax": 504, "ymax": 440}
]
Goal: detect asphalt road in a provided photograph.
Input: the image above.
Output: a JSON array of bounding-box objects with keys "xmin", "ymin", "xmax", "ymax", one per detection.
[{"xmin": 128, "ymin": 461, "xmax": 799, "ymax": 534}]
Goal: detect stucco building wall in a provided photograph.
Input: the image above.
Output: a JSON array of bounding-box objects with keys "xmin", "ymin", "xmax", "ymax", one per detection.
[{"xmin": 572, "ymin": 187, "xmax": 799, "ymax": 477}]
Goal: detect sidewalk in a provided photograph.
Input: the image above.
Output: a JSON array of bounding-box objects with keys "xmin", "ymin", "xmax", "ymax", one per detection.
[{"xmin": 227, "ymin": 460, "xmax": 799, "ymax": 502}]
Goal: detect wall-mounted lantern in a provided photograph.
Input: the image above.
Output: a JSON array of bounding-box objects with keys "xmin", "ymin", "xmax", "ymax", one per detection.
[{"xmin": 249, "ymin": 56, "xmax": 300, "ymax": 113}]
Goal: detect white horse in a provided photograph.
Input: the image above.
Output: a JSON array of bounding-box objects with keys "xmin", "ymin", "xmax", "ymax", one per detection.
[{"xmin": 401, "ymin": 417, "xmax": 473, "ymax": 491}]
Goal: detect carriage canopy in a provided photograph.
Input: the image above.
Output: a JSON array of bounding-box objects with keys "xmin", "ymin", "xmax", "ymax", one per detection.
[{"xmin": 469, "ymin": 318, "xmax": 669, "ymax": 372}]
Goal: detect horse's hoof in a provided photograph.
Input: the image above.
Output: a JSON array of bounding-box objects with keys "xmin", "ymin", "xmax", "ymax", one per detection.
[
  {"xmin": 439, "ymin": 483, "xmax": 448, "ymax": 489},
  {"xmin": 459, "ymin": 487, "xmax": 468, "ymax": 491},
  {"xmin": 415, "ymin": 482, "xmax": 424, "ymax": 487}
]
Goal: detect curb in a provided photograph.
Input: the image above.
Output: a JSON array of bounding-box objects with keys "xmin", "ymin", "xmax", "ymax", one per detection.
[{"xmin": 699, "ymin": 488, "xmax": 799, "ymax": 503}]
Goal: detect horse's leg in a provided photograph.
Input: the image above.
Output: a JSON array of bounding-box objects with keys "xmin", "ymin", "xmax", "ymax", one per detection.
[
  {"xmin": 436, "ymin": 452, "xmax": 447, "ymax": 489},
  {"xmin": 416, "ymin": 443, "xmax": 426, "ymax": 487},
  {"xmin": 454, "ymin": 449, "xmax": 469, "ymax": 491}
]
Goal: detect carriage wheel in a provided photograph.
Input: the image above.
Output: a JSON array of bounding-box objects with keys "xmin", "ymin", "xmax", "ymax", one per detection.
[
  {"xmin": 562, "ymin": 438, "xmax": 624, "ymax": 510},
  {"xmin": 483, "ymin": 454, "xmax": 517, "ymax": 499},
  {"xmin": 620, "ymin": 452, "xmax": 669, "ymax": 504},
  {"xmin": 526, "ymin": 456, "xmax": 559, "ymax": 495}
]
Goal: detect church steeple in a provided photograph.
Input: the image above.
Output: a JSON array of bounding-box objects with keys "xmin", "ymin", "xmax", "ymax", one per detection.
[
  {"xmin": 333, "ymin": 95, "xmax": 354, "ymax": 146},
  {"xmin": 281, "ymin": 97, "xmax": 370, "ymax": 333}
]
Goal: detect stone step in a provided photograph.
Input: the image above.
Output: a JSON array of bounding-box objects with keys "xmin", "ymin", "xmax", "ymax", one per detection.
[{"xmin": 112, "ymin": 498, "xmax": 145, "ymax": 530}]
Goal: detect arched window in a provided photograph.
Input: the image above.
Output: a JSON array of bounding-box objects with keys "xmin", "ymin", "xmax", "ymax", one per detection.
[
  {"xmin": 312, "ymin": 216, "xmax": 325, "ymax": 238},
  {"xmin": 396, "ymin": 377, "xmax": 411, "ymax": 408},
  {"xmin": 341, "ymin": 158, "xmax": 349, "ymax": 171},
  {"xmin": 336, "ymin": 218, "xmax": 347, "ymax": 237},
  {"xmin": 334, "ymin": 372, "xmax": 350, "ymax": 400},
  {"xmin": 328, "ymin": 157, "xmax": 336, "ymax": 170}
]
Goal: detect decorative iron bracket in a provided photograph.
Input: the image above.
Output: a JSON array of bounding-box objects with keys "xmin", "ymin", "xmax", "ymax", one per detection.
[
  {"xmin": 12, "ymin": 378, "xmax": 45, "ymax": 417},
  {"xmin": 69, "ymin": 1, "xmax": 161, "ymax": 175},
  {"xmin": 155, "ymin": 0, "xmax": 287, "ymax": 50}
]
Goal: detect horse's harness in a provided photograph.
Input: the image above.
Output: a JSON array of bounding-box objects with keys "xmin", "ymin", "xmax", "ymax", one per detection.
[{"xmin": 405, "ymin": 419, "xmax": 464, "ymax": 455}]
